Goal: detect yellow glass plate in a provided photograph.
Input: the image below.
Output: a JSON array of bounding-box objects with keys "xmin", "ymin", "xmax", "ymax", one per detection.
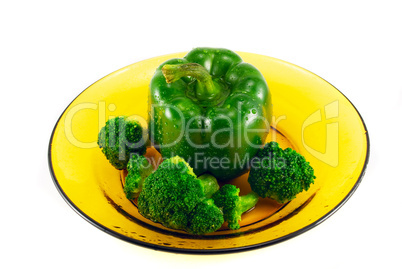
[{"xmin": 48, "ymin": 52, "xmax": 369, "ymax": 253}]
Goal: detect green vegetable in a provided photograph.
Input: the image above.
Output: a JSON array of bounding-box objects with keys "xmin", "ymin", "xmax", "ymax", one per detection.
[
  {"xmin": 98, "ymin": 116, "xmax": 147, "ymax": 170},
  {"xmin": 149, "ymin": 47, "xmax": 272, "ymax": 181},
  {"xmin": 248, "ymin": 141, "xmax": 316, "ymax": 203},
  {"xmin": 137, "ymin": 156, "xmax": 223, "ymax": 235},
  {"xmin": 123, "ymin": 154, "xmax": 154, "ymax": 199},
  {"xmin": 212, "ymin": 184, "xmax": 259, "ymax": 230},
  {"xmin": 187, "ymin": 199, "xmax": 224, "ymax": 235},
  {"xmin": 212, "ymin": 142, "xmax": 315, "ymax": 230}
]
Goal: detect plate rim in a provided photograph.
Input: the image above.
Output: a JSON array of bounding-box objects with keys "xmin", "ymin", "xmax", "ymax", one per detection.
[{"xmin": 48, "ymin": 52, "xmax": 370, "ymax": 254}]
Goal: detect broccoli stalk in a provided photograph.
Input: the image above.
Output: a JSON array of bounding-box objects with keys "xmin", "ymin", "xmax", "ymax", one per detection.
[
  {"xmin": 212, "ymin": 184, "xmax": 259, "ymax": 230},
  {"xmin": 98, "ymin": 116, "xmax": 147, "ymax": 170},
  {"xmin": 137, "ymin": 156, "xmax": 224, "ymax": 235},
  {"xmin": 123, "ymin": 154, "xmax": 154, "ymax": 200},
  {"xmin": 197, "ymin": 174, "xmax": 220, "ymax": 199},
  {"xmin": 248, "ymin": 141, "xmax": 316, "ymax": 203}
]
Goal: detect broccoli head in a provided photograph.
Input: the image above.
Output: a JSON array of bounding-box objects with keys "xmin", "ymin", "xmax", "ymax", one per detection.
[
  {"xmin": 212, "ymin": 184, "xmax": 259, "ymax": 230},
  {"xmin": 124, "ymin": 154, "xmax": 154, "ymax": 200},
  {"xmin": 248, "ymin": 141, "xmax": 316, "ymax": 203},
  {"xmin": 98, "ymin": 116, "xmax": 147, "ymax": 170},
  {"xmin": 187, "ymin": 199, "xmax": 224, "ymax": 235},
  {"xmin": 137, "ymin": 156, "xmax": 223, "ymax": 234}
]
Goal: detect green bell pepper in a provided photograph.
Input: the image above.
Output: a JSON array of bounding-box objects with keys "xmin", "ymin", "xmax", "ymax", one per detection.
[{"xmin": 149, "ymin": 47, "xmax": 272, "ymax": 181}]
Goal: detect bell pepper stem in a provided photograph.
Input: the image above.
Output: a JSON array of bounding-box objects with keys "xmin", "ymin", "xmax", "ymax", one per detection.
[{"xmin": 162, "ymin": 63, "xmax": 220, "ymax": 102}]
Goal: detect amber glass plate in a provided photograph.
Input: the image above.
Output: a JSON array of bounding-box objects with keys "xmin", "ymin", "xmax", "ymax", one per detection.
[{"xmin": 48, "ymin": 52, "xmax": 369, "ymax": 253}]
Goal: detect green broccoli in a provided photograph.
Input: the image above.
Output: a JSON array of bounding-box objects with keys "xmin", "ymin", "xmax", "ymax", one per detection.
[
  {"xmin": 137, "ymin": 156, "xmax": 224, "ymax": 235},
  {"xmin": 212, "ymin": 184, "xmax": 259, "ymax": 230},
  {"xmin": 123, "ymin": 154, "xmax": 154, "ymax": 200},
  {"xmin": 248, "ymin": 141, "xmax": 316, "ymax": 203},
  {"xmin": 212, "ymin": 142, "xmax": 315, "ymax": 230},
  {"xmin": 187, "ymin": 199, "xmax": 224, "ymax": 235},
  {"xmin": 98, "ymin": 116, "xmax": 147, "ymax": 170}
]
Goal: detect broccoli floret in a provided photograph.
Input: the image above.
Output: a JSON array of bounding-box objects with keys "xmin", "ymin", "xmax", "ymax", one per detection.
[
  {"xmin": 137, "ymin": 156, "xmax": 224, "ymax": 234},
  {"xmin": 212, "ymin": 184, "xmax": 259, "ymax": 230},
  {"xmin": 248, "ymin": 141, "xmax": 316, "ymax": 203},
  {"xmin": 124, "ymin": 154, "xmax": 154, "ymax": 200},
  {"xmin": 187, "ymin": 199, "xmax": 224, "ymax": 235},
  {"xmin": 211, "ymin": 142, "xmax": 316, "ymax": 230},
  {"xmin": 98, "ymin": 116, "xmax": 147, "ymax": 170}
]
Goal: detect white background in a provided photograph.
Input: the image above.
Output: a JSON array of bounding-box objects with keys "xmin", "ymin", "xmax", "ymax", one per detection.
[{"xmin": 1, "ymin": 1, "xmax": 401, "ymax": 268}]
